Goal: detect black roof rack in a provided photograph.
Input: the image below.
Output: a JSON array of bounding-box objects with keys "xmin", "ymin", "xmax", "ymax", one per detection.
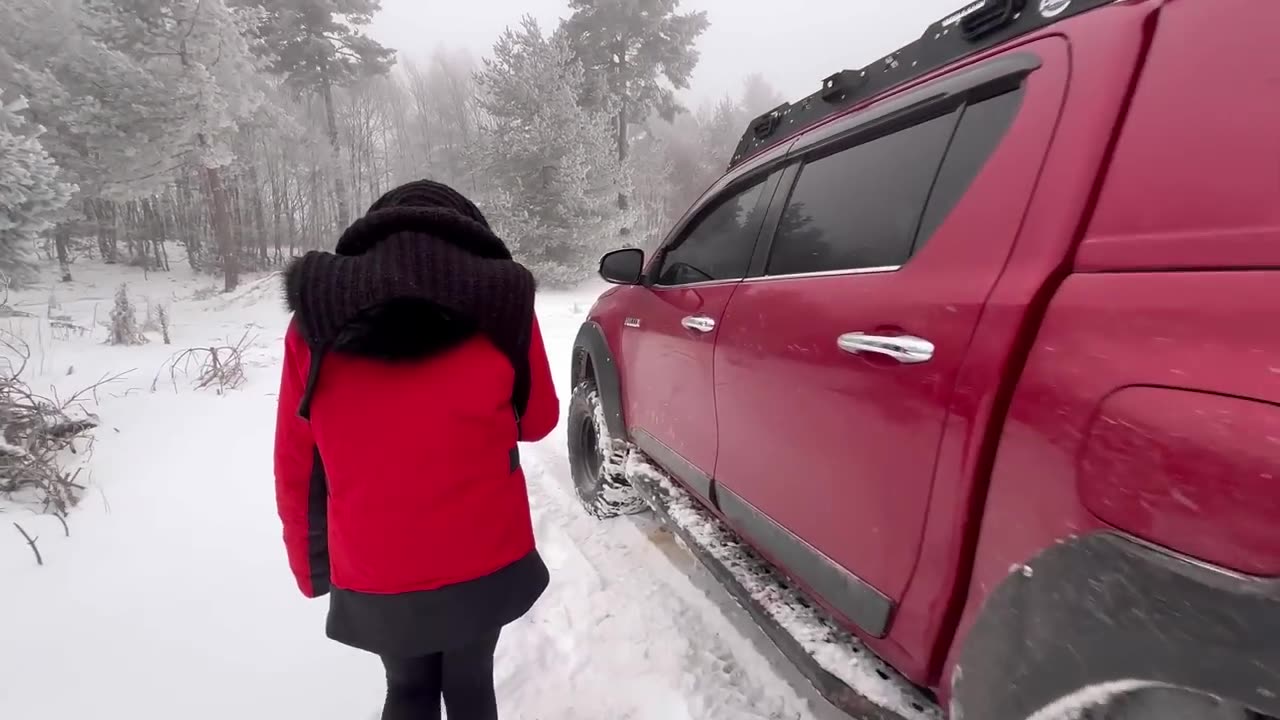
[{"xmin": 728, "ymin": 0, "xmax": 1115, "ymax": 170}]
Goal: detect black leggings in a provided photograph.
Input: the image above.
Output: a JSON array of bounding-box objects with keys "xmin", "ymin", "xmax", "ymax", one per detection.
[{"xmin": 380, "ymin": 630, "xmax": 501, "ymax": 720}]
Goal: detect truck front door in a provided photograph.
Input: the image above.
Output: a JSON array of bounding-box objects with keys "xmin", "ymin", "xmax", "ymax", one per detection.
[{"xmin": 621, "ymin": 171, "xmax": 779, "ymax": 500}]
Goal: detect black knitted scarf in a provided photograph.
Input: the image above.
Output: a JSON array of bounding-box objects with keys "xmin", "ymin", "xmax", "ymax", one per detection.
[{"xmin": 283, "ymin": 204, "xmax": 537, "ymax": 421}]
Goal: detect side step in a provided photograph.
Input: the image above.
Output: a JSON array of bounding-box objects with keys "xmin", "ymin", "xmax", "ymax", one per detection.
[{"xmin": 625, "ymin": 451, "xmax": 943, "ymax": 720}]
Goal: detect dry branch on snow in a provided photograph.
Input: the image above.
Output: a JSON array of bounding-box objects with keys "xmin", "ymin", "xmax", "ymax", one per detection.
[
  {"xmin": 0, "ymin": 329, "xmax": 121, "ymax": 524},
  {"xmin": 152, "ymin": 331, "xmax": 253, "ymax": 394}
]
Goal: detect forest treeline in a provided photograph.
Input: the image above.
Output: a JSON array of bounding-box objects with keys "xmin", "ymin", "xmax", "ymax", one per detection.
[{"xmin": 0, "ymin": 0, "xmax": 786, "ymax": 289}]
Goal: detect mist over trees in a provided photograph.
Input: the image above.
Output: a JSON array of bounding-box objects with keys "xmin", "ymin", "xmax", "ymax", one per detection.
[{"xmin": 0, "ymin": 0, "xmax": 787, "ymax": 289}]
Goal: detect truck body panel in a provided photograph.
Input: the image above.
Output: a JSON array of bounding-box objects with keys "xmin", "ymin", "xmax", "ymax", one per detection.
[{"xmin": 574, "ymin": 0, "xmax": 1280, "ymax": 714}]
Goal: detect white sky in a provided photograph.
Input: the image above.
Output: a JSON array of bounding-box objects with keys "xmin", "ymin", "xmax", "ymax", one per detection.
[{"xmin": 368, "ymin": 1, "xmax": 966, "ymax": 110}]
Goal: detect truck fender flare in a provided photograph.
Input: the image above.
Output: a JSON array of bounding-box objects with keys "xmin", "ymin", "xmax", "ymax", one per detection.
[
  {"xmin": 572, "ymin": 321, "xmax": 627, "ymax": 441},
  {"xmin": 952, "ymin": 532, "xmax": 1280, "ymax": 720}
]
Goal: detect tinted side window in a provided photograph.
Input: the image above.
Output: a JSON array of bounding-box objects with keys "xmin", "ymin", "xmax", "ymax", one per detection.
[
  {"xmin": 913, "ymin": 89, "xmax": 1023, "ymax": 253},
  {"xmin": 656, "ymin": 179, "xmax": 768, "ymax": 286},
  {"xmin": 766, "ymin": 112, "xmax": 957, "ymax": 277}
]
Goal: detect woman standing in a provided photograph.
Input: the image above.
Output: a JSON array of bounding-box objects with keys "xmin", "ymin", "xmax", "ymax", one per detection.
[{"xmin": 273, "ymin": 180, "xmax": 559, "ymax": 720}]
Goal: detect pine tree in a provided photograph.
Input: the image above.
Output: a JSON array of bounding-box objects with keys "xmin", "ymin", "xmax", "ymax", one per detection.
[
  {"xmin": 78, "ymin": 0, "xmax": 267, "ymax": 290},
  {"xmin": 475, "ymin": 17, "xmax": 631, "ymax": 285},
  {"xmin": 562, "ymin": 0, "xmax": 709, "ymax": 189},
  {"xmin": 0, "ymin": 0, "xmax": 143, "ymax": 279},
  {"xmin": 0, "ymin": 91, "xmax": 74, "ymax": 286},
  {"xmin": 1, "ymin": 0, "xmax": 267, "ymax": 287},
  {"xmin": 240, "ymin": 0, "xmax": 395, "ymax": 226}
]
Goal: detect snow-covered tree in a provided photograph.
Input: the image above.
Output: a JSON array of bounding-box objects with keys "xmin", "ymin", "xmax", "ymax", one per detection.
[
  {"xmin": 0, "ymin": 0, "xmax": 270, "ymax": 287},
  {"xmin": 562, "ymin": 0, "xmax": 709, "ymax": 167},
  {"xmin": 78, "ymin": 0, "xmax": 267, "ymax": 289},
  {"xmin": 107, "ymin": 282, "xmax": 147, "ymax": 345},
  {"xmin": 0, "ymin": 91, "xmax": 74, "ymax": 285},
  {"xmin": 475, "ymin": 17, "xmax": 632, "ymax": 285},
  {"xmin": 240, "ymin": 0, "xmax": 395, "ymax": 225}
]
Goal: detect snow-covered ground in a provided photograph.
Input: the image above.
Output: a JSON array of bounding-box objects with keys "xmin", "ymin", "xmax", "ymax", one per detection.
[{"xmin": 0, "ymin": 261, "xmax": 840, "ymax": 720}]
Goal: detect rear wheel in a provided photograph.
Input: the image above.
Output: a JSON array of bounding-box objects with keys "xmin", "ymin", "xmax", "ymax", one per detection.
[{"xmin": 567, "ymin": 380, "xmax": 646, "ymax": 519}]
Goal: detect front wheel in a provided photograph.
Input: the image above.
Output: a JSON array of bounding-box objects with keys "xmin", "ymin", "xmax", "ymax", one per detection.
[{"xmin": 566, "ymin": 381, "xmax": 646, "ymax": 519}]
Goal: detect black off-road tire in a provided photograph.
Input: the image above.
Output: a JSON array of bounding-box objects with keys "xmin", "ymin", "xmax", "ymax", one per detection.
[
  {"xmin": 567, "ymin": 380, "xmax": 646, "ymax": 519},
  {"xmin": 1084, "ymin": 688, "xmax": 1259, "ymax": 720}
]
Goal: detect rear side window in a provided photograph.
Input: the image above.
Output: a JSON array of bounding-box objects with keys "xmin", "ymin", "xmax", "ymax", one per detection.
[
  {"xmin": 765, "ymin": 88, "xmax": 1024, "ymax": 276},
  {"xmin": 914, "ymin": 89, "xmax": 1023, "ymax": 252},
  {"xmin": 655, "ymin": 178, "xmax": 769, "ymax": 286},
  {"xmin": 766, "ymin": 112, "xmax": 956, "ymax": 277}
]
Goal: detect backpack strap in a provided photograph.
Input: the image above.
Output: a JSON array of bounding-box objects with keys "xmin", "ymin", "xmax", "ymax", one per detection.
[{"xmin": 296, "ymin": 342, "xmax": 329, "ymax": 421}]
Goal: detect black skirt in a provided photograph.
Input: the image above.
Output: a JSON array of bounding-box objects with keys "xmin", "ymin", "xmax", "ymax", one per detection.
[{"xmin": 326, "ymin": 549, "xmax": 550, "ymax": 657}]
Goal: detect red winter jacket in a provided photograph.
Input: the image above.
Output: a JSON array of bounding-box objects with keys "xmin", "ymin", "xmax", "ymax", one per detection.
[{"xmin": 273, "ymin": 316, "xmax": 559, "ymax": 600}]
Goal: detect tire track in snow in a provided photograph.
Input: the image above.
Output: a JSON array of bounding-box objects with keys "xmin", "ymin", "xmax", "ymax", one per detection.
[{"xmin": 493, "ymin": 438, "xmax": 816, "ymax": 720}]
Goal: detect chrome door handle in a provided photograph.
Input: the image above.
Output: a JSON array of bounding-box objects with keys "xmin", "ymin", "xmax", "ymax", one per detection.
[
  {"xmin": 838, "ymin": 333, "xmax": 934, "ymax": 364},
  {"xmin": 681, "ymin": 315, "xmax": 716, "ymax": 333}
]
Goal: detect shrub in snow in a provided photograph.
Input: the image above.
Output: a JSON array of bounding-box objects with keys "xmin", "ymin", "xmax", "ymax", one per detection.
[
  {"xmin": 157, "ymin": 305, "xmax": 171, "ymax": 345},
  {"xmin": 0, "ymin": 329, "xmax": 110, "ymax": 528},
  {"xmin": 141, "ymin": 298, "xmax": 171, "ymax": 344},
  {"xmin": 153, "ymin": 331, "xmax": 252, "ymax": 395},
  {"xmin": 0, "ymin": 91, "xmax": 74, "ymax": 287},
  {"xmin": 107, "ymin": 283, "xmax": 147, "ymax": 346}
]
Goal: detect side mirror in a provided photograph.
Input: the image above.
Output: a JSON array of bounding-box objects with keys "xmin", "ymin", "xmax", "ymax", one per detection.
[{"xmin": 599, "ymin": 248, "xmax": 645, "ymax": 285}]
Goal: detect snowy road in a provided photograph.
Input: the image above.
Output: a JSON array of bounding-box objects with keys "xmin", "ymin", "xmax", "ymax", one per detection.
[{"xmin": 0, "ymin": 269, "xmax": 835, "ymax": 719}]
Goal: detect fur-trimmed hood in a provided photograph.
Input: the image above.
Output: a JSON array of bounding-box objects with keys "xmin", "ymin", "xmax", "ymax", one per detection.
[{"xmin": 282, "ymin": 203, "xmax": 537, "ymax": 420}]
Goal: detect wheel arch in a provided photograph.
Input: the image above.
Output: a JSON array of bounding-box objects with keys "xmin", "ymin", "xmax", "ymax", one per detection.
[
  {"xmin": 951, "ymin": 532, "xmax": 1280, "ymax": 720},
  {"xmin": 572, "ymin": 321, "xmax": 627, "ymax": 441}
]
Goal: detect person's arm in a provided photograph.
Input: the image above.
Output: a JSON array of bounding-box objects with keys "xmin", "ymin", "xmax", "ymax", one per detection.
[
  {"xmin": 518, "ymin": 314, "xmax": 560, "ymax": 443},
  {"xmin": 273, "ymin": 322, "xmax": 329, "ymax": 598}
]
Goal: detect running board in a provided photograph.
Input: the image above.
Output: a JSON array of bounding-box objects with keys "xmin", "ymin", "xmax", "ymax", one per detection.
[{"xmin": 624, "ymin": 451, "xmax": 943, "ymax": 720}]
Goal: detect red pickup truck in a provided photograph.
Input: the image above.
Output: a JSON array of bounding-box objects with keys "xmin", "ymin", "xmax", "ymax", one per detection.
[{"xmin": 566, "ymin": 1, "xmax": 1280, "ymax": 718}]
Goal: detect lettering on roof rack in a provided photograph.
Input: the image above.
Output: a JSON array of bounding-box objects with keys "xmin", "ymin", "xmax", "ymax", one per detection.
[{"xmin": 942, "ymin": 0, "xmax": 988, "ymax": 28}]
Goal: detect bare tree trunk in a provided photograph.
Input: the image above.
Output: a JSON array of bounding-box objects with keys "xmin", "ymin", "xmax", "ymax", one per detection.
[
  {"xmin": 154, "ymin": 194, "xmax": 172, "ymax": 271},
  {"xmin": 309, "ymin": 172, "xmax": 322, "ymax": 251},
  {"xmin": 141, "ymin": 197, "xmax": 166, "ymax": 271},
  {"xmin": 176, "ymin": 177, "xmax": 201, "ymax": 270},
  {"xmin": 264, "ymin": 145, "xmax": 285, "ymax": 262},
  {"xmin": 616, "ymin": 101, "xmax": 631, "ymax": 238},
  {"xmin": 203, "ymin": 166, "xmax": 238, "ymax": 292},
  {"xmin": 616, "ymin": 39, "xmax": 632, "ymax": 232},
  {"xmin": 122, "ymin": 201, "xmax": 139, "ymax": 264},
  {"xmin": 320, "ymin": 78, "xmax": 350, "ymax": 227},
  {"xmin": 284, "ymin": 180, "xmax": 299, "ymax": 259},
  {"xmin": 54, "ymin": 224, "xmax": 72, "ymax": 282},
  {"xmin": 246, "ymin": 163, "xmax": 269, "ymax": 265},
  {"xmin": 89, "ymin": 200, "xmax": 118, "ymax": 263}
]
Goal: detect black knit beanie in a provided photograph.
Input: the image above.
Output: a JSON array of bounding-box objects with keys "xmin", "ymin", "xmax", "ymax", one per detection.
[{"xmin": 366, "ymin": 179, "xmax": 490, "ymax": 228}]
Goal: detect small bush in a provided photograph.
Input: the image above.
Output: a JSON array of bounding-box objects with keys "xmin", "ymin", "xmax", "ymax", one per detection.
[
  {"xmin": 153, "ymin": 331, "xmax": 253, "ymax": 395},
  {"xmin": 107, "ymin": 283, "xmax": 146, "ymax": 346}
]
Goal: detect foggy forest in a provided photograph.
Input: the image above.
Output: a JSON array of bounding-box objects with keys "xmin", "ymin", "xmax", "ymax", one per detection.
[{"xmin": 0, "ymin": 0, "xmax": 789, "ymax": 291}]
